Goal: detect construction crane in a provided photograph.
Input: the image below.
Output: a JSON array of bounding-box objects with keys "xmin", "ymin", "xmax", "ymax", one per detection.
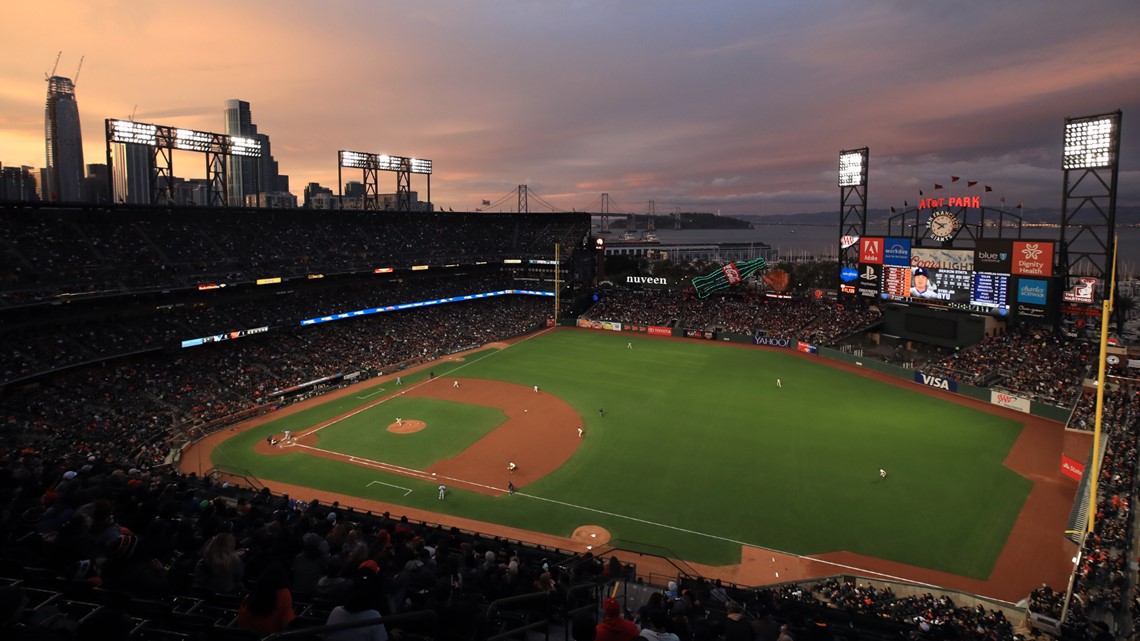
[
  {"xmin": 45, "ymin": 51, "xmax": 61, "ymax": 80},
  {"xmin": 73, "ymin": 55, "xmax": 84, "ymax": 86}
]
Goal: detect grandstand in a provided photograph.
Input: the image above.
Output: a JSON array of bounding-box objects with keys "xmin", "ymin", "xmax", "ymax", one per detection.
[{"xmin": 0, "ymin": 203, "xmax": 1134, "ymax": 641}]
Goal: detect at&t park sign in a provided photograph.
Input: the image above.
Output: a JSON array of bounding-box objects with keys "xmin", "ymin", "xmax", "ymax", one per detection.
[{"xmin": 917, "ymin": 196, "xmax": 981, "ymax": 209}]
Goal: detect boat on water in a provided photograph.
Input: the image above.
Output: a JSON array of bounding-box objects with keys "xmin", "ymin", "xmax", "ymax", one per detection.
[{"xmin": 616, "ymin": 231, "xmax": 660, "ymax": 244}]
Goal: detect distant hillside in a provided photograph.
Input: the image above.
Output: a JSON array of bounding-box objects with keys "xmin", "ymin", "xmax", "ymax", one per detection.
[
  {"xmin": 738, "ymin": 205, "xmax": 1140, "ymax": 227},
  {"xmin": 608, "ymin": 211, "xmax": 752, "ymax": 230}
]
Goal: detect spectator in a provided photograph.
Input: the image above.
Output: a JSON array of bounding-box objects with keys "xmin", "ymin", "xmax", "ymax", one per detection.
[
  {"xmin": 325, "ymin": 572, "xmax": 389, "ymax": 641},
  {"xmin": 596, "ymin": 597, "xmax": 639, "ymax": 641},
  {"xmin": 193, "ymin": 532, "xmax": 245, "ymax": 594},
  {"xmin": 237, "ymin": 563, "xmax": 296, "ymax": 635}
]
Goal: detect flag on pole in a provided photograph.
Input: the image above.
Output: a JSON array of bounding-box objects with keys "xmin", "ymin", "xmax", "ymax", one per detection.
[
  {"xmin": 890, "ymin": 206, "xmax": 896, "ymax": 213},
  {"xmin": 984, "ymin": 185, "xmax": 993, "ymax": 192},
  {"xmin": 482, "ymin": 199, "xmax": 491, "ymax": 206},
  {"xmin": 904, "ymin": 200, "xmax": 909, "ymax": 207},
  {"xmin": 934, "ymin": 184, "xmax": 943, "ymax": 190},
  {"xmin": 919, "ymin": 190, "xmax": 924, "ymax": 196},
  {"xmin": 1016, "ymin": 202, "xmax": 1023, "ymax": 209},
  {"xmin": 967, "ymin": 181, "xmax": 977, "ymax": 188},
  {"xmin": 951, "ymin": 176, "xmax": 960, "ymax": 183}
]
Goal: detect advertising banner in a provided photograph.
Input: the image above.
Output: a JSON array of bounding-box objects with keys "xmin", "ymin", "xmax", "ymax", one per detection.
[
  {"xmin": 647, "ymin": 326, "xmax": 673, "ymax": 336},
  {"xmin": 796, "ymin": 341, "xmax": 817, "ymax": 354},
  {"xmin": 753, "ymin": 336, "xmax": 793, "ymax": 348},
  {"xmin": 991, "ymin": 390, "xmax": 1031, "ymax": 413},
  {"xmin": 685, "ymin": 329, "xmax": 715, "ymax": 340},
  {"xmin": 1012, "ymin": 241, "xmax": 1054, "ymax": 277},
  {"xmin": 578, "ymin": 319, "xmax": 623, "ymax": 331},
  {"xmin": 1062, "ymin": 277, "xmax": 1098, "ymax": 304},
  {"xmin": 974, "ymin": 239, "xmax": 1013, "ymax": 273},
  {"xmin": 1061, "ymin": 455, "xmax": 1085, "ymax": 482},
  {"xmin": 1013, "ymin": 277, "xmax": 1050, "ymax": 321},
  {"xmin": 883, "ymin": 238, "xmax": 911, "ymax": 267},
  {"xmin": 857, "ymin": 263, "xmax": 881, "ymax": 299},
  {"xmin": 914, "ymin": 371, "xmax": 958, "ymax": 393},
  {"xmin": 859, "ymin": 238, "xmax": 884, "ymax": 265}
]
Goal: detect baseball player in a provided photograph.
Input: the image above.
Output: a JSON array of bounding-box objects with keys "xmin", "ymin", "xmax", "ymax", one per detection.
[
  {"xmin": 396, "ymin": 417, "xmax": 403, "ymax": 426},
  {"xmin": 577, "ymin": 427, "xmax": 583, "ymax": 438},
  {"xmin": 776, "ymin": 378, "xmax": 782, "ymax": 388},
  {"xmin": 507, "ymin": 481, "xmax": 516, "ymax": 495},
  {"xmin": 453, "ymin": 380, "xmax": 460, "ymax": 388},
  {"xmin": 508, "ymin": 461, "xmax": 517, "ymax": 473},
  {"xmin": 880, "ymin": 468, "xmax": 887, "ymax": 480},
  {"xmin": 438, "ymin": 484, "xmax": 446, "ymax": 499}
]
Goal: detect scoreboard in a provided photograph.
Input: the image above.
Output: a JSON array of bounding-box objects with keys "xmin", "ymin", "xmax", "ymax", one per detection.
[{"xmin": 850, "ymin": 237, "xmax": 1056, "ymax": 321}]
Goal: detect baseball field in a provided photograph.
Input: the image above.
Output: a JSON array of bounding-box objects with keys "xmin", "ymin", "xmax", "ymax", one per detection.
[{"xmin": 196, "ymin": 327, "xmax": 1083, "ymax": 600}]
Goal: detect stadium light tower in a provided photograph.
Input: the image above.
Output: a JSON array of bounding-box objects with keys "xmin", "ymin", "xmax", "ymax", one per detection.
[
  {"xmin": 105, "ymin": 119, "xmax": 262, "ymax": 206},
  {"xmin": 338, "ymin": 150, "xmax": 432, "ymax": 211},
  {"xmin": 838, "ymin": 148, "xmax": 869, "ymax": 282},
  {"xmin": 1059, "ymin": 111, "xmax": 1121, "ymax": 302}
]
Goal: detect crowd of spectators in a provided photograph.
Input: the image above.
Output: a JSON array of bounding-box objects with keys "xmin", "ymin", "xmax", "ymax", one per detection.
[
  {"xmin": 583, "ymin": 289, "xmax": 880, "ymax": 344},
  {"xmin": 919, "ymin": 327, "xmax": 1094, "ymax": 406},
  {"xmin": 646, "ymin": 576, "xmax": 1022, "ymax": 641},
  {"xmin": 1, "ymin": 271, "xmax": 520, "ymax": 384},
  {"xmin": 0, "ymin": 207, "xmax": 590, "ymax": 305},
  {"xmin": 0, "ymin": 451, "xmax": 604, "ymax": 640},
  {"xmin": 1059, "ymin": 382, "xmax": 1138, "ymax": 635},
  {"xmin": 1, "ymin": 294, "xmax": 553, "ymax": 466}
]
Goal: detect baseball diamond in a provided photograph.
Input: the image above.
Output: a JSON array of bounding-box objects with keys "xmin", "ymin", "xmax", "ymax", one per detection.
[{"xmin": 190, "ymin": 327, "xmax": 1088, "ymax": 601}]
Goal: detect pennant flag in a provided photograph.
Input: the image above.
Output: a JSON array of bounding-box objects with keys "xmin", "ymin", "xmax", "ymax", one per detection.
[
  {"xmin": 919, "ymin": 190, "xmax": 924, "ymax": 196},
  {"xmin": 1016, "ymin": 202, "xmax": 1023, "ymax": 209},
  {"xmin": 934, "ymin": 184, "xmax": 943, "ymax": 190},
  {"xmin": 951, "ymin": 176, "xmax": 960, "ymax": 183},
  {"xmin": 984, "ymin": 185, "xmax": 993, "ymax": 192},
  {"xmin": 904, "ymin": 200, "xmax": 909, "ymax": 207},
  {"xmin": 967, "ymin": 181, "xmax": 977, "ymax": 188},
  {"xmin": 482, "ymin": 199, "xmax": 491, "ymax": 206},
  {"xmin": 890, "ymin": 206, "xmax": 896, "ymax": 213}
]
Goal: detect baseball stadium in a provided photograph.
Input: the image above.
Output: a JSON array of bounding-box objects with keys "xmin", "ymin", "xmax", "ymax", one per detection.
[{"xmin": 0, "ymin": 117, "xmax": 1134, "ymax": 641}]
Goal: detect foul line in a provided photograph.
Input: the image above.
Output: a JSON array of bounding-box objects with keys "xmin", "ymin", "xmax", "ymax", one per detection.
[
  {"xmin": 367, "ymin": 480, "xmax": 413, "ymax": 496},
  {"xmin": 293, "ymin": 442, "xmax": 945, "ymax": 593},
  {"xmin": 302, "ymin": 340, "xmax": 527, "ymax": 438},
  {"xmin": 508, "ymin": 490, "xmax": 945, "ymax": 592},
  {"xmin": 356, "ymin": 387, "xmax": 387, "ymax": 399}
]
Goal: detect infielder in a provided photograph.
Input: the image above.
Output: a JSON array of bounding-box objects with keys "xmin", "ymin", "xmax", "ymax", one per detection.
[{"xmin": 438, "ymin": 484, "xmax": 446, "ymax": 499}]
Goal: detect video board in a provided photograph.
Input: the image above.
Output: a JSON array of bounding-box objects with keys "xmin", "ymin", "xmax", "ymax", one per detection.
[{"xmin": 848, "ymin": 237, "xmax": 1055, "ymax": 321}]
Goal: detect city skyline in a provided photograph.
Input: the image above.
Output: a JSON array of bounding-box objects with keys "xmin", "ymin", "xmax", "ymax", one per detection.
[{"xmin": 2, "ymin": 1, "xmax": 1139, "ymax": 214}]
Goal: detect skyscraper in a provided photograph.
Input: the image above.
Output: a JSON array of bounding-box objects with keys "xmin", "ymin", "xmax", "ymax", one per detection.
[
  {"xmin": 224, "ymin": 99, "xmax": 284, "ymax": 207},
  {"xmin": 44, "ymin": 75, "xmax": 85, "ymax": 202}
]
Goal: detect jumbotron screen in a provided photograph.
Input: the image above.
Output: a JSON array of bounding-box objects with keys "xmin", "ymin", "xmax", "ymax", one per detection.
[{"xmin": 846, "ymin": 237, "xmax": 1055, "ymax": 321}]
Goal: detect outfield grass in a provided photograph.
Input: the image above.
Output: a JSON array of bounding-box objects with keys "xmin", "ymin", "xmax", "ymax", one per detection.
[{"xmin": 214, "ymin": 329, "xmax": 1031, "ymax": 579}]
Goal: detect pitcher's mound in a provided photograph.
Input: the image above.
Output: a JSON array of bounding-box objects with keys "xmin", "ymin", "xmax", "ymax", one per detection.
[
  {"xmin": 571, "ymin": 525, "xmax": 611, "ymax": 547},
  {"xmin": 388, "ymin": 420, "xmax": 427, "ymax": 434}
]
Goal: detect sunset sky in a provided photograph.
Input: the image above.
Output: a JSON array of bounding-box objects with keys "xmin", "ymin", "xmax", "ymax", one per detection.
[{"xmin": 2, "ymin": 1, "xmax": 1138, "ymax": 215}]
